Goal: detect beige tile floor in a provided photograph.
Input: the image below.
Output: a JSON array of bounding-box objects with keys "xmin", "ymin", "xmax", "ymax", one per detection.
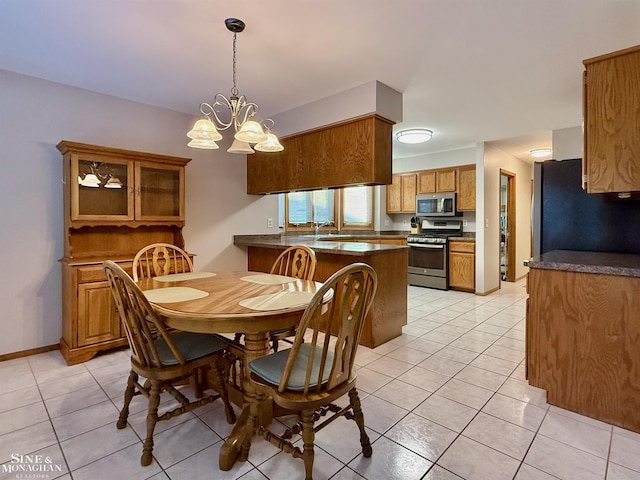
[{"xmin": 2, "ymin": 279, "xmax": 640, "ymax": 479}]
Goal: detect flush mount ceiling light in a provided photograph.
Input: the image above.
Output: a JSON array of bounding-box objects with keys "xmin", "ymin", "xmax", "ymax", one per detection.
[
  {"xmin": 529, "ymin": 148, "xmax": 552, "ymax": 158},
  {"xmin": 187, "ymin": 18, "xmax": 283, "ymax": 154},
  {"xmin": 396, "ymin": 129, "xmax": 433, "ymax": 144}
]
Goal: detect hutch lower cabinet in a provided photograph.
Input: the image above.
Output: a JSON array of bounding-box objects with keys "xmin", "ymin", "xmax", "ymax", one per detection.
[{"xmin": 57, "ymin": 141, "xmax": 190, "ymax": 365}]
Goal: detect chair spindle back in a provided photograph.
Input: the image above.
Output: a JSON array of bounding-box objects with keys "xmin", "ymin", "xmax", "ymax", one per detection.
[
  {"xmin": 270, "ymin": 245, "xmax": 316, "ymax": 280},
  {"xmin": 103, "ymin": 260, "xmax": 186, "ymax": 368},
  {"xmin": 132, "ymin": 243, "xmax": 193, "ymax": 281},
  {"xmin": 278, "ymin": 263, "xmax": 377, "ymax": 394}
]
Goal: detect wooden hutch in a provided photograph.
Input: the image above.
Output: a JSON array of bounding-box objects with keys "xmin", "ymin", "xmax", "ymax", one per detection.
[{"xmin": 57, "ymin": 141, "xmax": 190, "ymax": 365}]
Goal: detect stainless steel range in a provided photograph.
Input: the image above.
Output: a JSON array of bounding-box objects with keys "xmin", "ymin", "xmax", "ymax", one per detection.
[{"xmin": 407, "ymin": 219, "xmax": 462, "ymax": 290}]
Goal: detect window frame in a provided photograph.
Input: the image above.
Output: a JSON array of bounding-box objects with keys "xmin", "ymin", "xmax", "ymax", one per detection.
[
  {"xmin": 284, "ymin": 190, "xmax": 338, "ymax": 232},
  {"xmin": 339, "ymin": 185, "xmax": 374, "ymax": 231},
  {"xmin": 281, "ymin": 186, "xmax": 374, "ymax": 233}
]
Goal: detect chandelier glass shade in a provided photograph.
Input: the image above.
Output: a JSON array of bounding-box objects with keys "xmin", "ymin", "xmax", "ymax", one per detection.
[{"xmin": 187, "ymin": 18, "xmax": 283, "ymax": 154}]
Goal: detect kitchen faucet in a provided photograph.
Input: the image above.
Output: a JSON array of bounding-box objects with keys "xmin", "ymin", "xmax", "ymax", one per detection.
[{"xmin": 314, "ymin": 221, "xmax": 329, "ymax": 235}]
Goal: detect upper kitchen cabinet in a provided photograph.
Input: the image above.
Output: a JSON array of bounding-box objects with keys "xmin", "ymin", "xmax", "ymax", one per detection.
[
  {"xmin": 583, "ymin": 45, "xmax": 640, "ymax": 194},
  {"xmin": 456, "ymin": 165, "xmax": 476, "ymax": 211},
  {"xmin": 247, "ymin": 115, "xmax": 394, "ymax": 194},
  {"xmin": 387, "ymin": 173, "xmax": 417, "ymax": 213},
  {"xmin": 58, "ymin": 141, "xmax": 189, "ymax": 227},
  {"xmin": 417, "ymin": 168, "xmax": 456, "ymax": 194}
]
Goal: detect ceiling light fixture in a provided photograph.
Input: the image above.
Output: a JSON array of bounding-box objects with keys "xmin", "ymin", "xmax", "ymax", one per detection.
[
  {"xmin": 529, "ymin": 148, "xmax": 552, "ymax": 158},
  {"xmin": 187, "ymin": 18, "xmax": 283, "ymax": 154},
  {"xmin": 396, "ymin": 129, "xmax": 433, "ymax": 144}
]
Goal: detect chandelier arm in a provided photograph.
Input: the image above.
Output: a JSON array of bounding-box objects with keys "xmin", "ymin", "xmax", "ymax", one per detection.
[
  {"xmin": 199, "ymin": 99, "xmax": 233, "ymax": 131},
  {"xmin": 234, "ymin": 102, "xmax": 259, "ymax": 130},
  {"xmin": 262, "ymin": 118, "xmax": 275, "ymax": 131}
]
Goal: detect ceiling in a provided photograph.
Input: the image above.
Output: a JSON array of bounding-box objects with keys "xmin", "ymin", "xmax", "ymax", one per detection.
[{"xmin": 2, "ymin": 0, "xmax": 639, "ymax": 163}]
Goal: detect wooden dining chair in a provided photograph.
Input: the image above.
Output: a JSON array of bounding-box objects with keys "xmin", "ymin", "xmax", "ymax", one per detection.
[
  {"xmin": 232, "ymin": 245, "xmax": 317, "ymax": 351},
  {"xmin": 103, "ymin": 260, "xmax": 236, "ymax": 466},
  {"xmin": 132, "ymin": 243, "xmax": 194, "ymax": 281},
  {"xmin": 268, "ymin": 245, "xmax": 317, "ymax": 351},
  {"xmin": 244, "ymin": 263, "xmax": 377, "ymax": 480}
]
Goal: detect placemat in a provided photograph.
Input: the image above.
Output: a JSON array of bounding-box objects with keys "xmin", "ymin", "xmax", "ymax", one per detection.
[
  {"xmin": 239, "ymin": 291, "xmax": 315, "ymax": 311},
  {"xmin": 143, "ymin": 287, "xmax": 209, "ymax": 303},
  {"xmin": 153, "ymin": 272, "xmax": 217, "ymax": 282},
  {"xmin": 240, "ymin": 274, "xmax": 296, "ymax": 285}
]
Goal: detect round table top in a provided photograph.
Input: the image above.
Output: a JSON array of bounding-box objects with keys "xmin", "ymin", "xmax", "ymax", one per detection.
[{"xmin": 137, "ymin": 271, "xmax": 322, "ymax": 334}]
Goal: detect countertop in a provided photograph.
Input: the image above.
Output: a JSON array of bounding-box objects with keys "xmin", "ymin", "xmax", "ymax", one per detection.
[
  {"xmin": 233, "ymin": 233, "xmax": 408, "ymax": 256},
  {"xmin": 527, "ymin": 250, "xmax": 640, "ymax": 278}
]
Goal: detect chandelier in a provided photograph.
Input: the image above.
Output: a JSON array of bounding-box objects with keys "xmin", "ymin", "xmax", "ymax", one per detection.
[{"xmin": 187, "ymin": 18, "xmax": 283, "ymax": 154}]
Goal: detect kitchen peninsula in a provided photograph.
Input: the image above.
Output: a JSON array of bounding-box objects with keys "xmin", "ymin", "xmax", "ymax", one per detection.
[
  {"xmin": 234, "ymin": 233, "xmax": 408, "ymax": 348},
  {"xmin": 526, "ymin": 250, "xmax": 640, "ymax": 433}
]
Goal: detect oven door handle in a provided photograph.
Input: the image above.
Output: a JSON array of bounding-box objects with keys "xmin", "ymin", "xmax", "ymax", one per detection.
[{"xmin": 408, "ymin": 243, "xmax": 445, "ymax": 249}]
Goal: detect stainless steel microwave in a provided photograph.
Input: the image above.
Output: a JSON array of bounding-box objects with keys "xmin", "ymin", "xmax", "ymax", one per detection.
[{"xmin": 416, "ymin": 193, "xmax": 459, "ymax": 217}]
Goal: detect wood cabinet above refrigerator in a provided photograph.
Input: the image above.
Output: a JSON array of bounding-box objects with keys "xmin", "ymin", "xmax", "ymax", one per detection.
[{"xmin": 583, "ymin": 44, "xmax": 640, "ymax": 195}]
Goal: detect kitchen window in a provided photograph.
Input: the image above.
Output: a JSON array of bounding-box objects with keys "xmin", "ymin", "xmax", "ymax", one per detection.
[{"xmin": 280, "ymin": 186, "xmax": 373, "ymax": 232}]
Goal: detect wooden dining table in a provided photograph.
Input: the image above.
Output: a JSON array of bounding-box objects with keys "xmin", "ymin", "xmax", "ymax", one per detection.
[{"xmin": 136, "ymin": 270, "xmax": 323, "ymax": 470}]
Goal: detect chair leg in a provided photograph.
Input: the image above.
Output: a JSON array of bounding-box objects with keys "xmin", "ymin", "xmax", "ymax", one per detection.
[
  {"xmin": 191, "ymin": 369, "xmax": 204, "ymax": 398},
  {"xmin": 117, "ymin": 371, "xmax": 137, "ymax": 429},
  {"xmin": 141, "ymin": 382, "xmax": 161, "ymax": 466},
  {"xmin": 272, "ymin": 337, "xmax": 279, "ymax": 352},
  {"xmin": 301, "ymin": 409, "xmax": 315, "ymax": 480},
  {"xmin": 348, "ymin": 387, "xmax": 372, "ymax": 457}
]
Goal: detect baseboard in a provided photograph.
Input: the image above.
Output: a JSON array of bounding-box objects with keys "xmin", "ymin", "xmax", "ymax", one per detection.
[
  {"xmin": 475, "ymin": 285, "xmax": 500, "ymax": 296},
  {"xmin": 0, "ymin": 344, "xmax": 59, "ymax": 362}
]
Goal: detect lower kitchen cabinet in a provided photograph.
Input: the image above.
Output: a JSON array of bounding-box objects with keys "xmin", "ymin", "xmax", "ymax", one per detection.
[
  {"xmin": 449, "ymin": 240, "xmax": 475, "ymax": 292},
  {"xmin": 527, "ymin": 263, "xmax": 640, "ymax": 433}
]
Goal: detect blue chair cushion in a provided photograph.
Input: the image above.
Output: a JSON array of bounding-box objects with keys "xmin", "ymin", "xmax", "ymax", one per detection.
[
  {"xmin": 154, "ymin": 332, "xmax": 226, "ymax": 366},
  {"xmin": 248, "ymin": 343, "xmax": 334, "ymax": 391}
]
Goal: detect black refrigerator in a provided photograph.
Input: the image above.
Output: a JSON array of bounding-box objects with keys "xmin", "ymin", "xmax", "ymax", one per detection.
[{"xmin": 532, "ymin": 158, "xmax": 640, "ymax": 256}]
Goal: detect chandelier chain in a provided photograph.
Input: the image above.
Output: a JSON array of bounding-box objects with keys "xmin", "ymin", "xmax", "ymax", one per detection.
[{"xmin": 231, "ymin": 33, "xmax": 238, "ymax": 97}]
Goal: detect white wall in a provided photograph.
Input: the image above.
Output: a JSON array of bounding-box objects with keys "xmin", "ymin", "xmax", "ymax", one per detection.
[
  {"xmin": 271, "ymin": 80, "xmax": 402, "ymax": 137},
  {"xmin": 393, "ymin": 147, "xmax": 477, "ymax": 173},
  {"xmin": 552, "ymin": 126, "xmax": 583, "ymax": 160},
  {"xmin": 480, "ymin": 144, "xmax": 533, "ymax": 293},
  {"xmin": 0, "ymin": 69, "xmax": 277, "ymax": 356}
]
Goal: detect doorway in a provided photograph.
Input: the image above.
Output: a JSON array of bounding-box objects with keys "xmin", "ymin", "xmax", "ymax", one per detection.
[{"xmin": 500, "ymin": 170, "xmax": 516, "ymax": 282}]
